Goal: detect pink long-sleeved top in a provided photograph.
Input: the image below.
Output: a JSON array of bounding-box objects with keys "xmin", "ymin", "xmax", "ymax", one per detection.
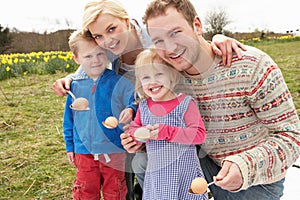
[{"xmin": 129, "ymin": 93, "xmax": 206, "ymax": 145}]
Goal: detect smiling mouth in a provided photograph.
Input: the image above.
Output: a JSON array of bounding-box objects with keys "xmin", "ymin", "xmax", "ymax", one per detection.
[
  {"xmin": 170, "ymin": 49, "xmax": 185, "ymax": 59},
  {"xmin": 91, "ymin": 64, "xmax": 103, "ymax": 69},
  {"xmin": 150, "ymin": 86, "xmax": 162, "ymax": 92},
  {"xmin": 108, "ymin": 41, "xmax": 120, "ymax": 49}
]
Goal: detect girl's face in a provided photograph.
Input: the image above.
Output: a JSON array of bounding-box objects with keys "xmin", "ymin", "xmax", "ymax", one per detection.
[
  {"xmin": 139, "ymin": 65, "xmax": 176, "ymax": 101},
  {"xmin": 88, "ymin": 14, "xmax": 130, "ymax": 56}
]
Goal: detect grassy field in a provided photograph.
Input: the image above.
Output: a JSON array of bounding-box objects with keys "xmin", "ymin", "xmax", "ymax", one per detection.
[
  {"xmin": 0, "ymin": 73, "xmax": 74, "ymax": 199},
  {"xmin": 0, "ymin": 40, "xmax": 299, "ymax": 199}
]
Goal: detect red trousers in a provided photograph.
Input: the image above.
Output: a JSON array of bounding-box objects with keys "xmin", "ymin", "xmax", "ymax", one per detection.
[{"xmin": 73, "ymin": 153, "xmax": 127, "ymax": 200}]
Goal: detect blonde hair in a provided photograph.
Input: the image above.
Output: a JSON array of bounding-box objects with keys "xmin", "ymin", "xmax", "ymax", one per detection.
[
  {"xmin": 134, "ymin": 47, "xmax": 180, "ymax": 101},
  {"xmin": 82, "ymin": 0, "xmax": 130, "ymax": 33},
  {"xmin": 143, "ymin": 0, "xmax": 197, "ymax": 28},
  {"xmin": 68, "ymin": 29, "xmax": 95, "ymax": 56}
]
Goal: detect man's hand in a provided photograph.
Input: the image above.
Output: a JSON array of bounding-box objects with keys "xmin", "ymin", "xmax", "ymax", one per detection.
[
  {"xmin": 211, "ymin": 34, "xmax": 247, "ymax": 67},
  {"xmin": 214, "ymin": 160, "xmax": 243, "ymax": 191},
  {"xmin": 52, "ymin": 77, "xmax": 72, "ymax": 96}
]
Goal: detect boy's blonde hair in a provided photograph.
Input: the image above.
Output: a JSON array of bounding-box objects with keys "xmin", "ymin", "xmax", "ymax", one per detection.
[
  {"xmin": 143, "ymin": 0, "xmax": 197, "ymax": 28},
  {"xmin": 135, "ymin": 47, "xmax": 180, "ymax": 101},
  {"xmin": 68, "ymin": 29, "xmax": 95, "ymax": 57},
  {"xmin": 83, "ymin": 0, "xmax": 130, "ymax": 34}
]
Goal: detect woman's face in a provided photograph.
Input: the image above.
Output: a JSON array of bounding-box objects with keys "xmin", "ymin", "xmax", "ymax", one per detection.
[{"xmin": 88, "ymin": 14, "xmax": 130, "ymax": 56}]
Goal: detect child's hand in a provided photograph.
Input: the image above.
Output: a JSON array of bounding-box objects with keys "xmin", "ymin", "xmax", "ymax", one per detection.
[
  {"xmin": 119, "ymin": 108, "xmax": 133, "ymax": 124},
  {"xmin": 67, "ymin": 152, "xmax": 75, "ymax": 164},
  {"xmin": 133, "ymin": 124, "xmax": 159, "ymax": 142},
  {"xmin": 146, "ymin": 124, "xmax": 160, "ymax": 140}
]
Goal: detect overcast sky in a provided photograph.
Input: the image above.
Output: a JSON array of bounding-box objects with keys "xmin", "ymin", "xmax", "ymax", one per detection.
[{"xmin": 0, "ymin": 0, "xmax": 299, "ymax": 34}]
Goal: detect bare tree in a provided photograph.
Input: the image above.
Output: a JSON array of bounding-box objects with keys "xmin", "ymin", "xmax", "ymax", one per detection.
[
  {"xmin": 204, "ymin": 8, "xmax": 232, "ymax": 40},
  {"xmin": 65, "ymin": 18, "xmax": 72, "ymax": 29},
  {"xmin": 0, "ymin": 25, "xmax": 13, "ymax": 53}
]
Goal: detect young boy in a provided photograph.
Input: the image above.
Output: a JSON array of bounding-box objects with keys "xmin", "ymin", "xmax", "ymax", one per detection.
[{"xmin": 63, "ymin": 30, "xmax": 136, "ymax": 200}]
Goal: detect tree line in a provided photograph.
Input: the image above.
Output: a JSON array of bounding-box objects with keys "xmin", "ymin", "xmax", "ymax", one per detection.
[{"xmin": 0, "ymin": 9, "xmax": 289, "ymax": 54}]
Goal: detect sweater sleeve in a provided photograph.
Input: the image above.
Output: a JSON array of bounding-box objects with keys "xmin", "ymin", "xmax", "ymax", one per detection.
[
  {"xmin": 224, "ymin": 54, "xmax": 300, "ymax": 191},
  {"xmin": 157, "ymin": 99, "xmax": 206, "ymax": 144}
]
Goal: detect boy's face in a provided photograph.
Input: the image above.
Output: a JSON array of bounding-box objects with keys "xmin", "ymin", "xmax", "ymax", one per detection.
[
  {"xmin": 147, "ymin": 7, "xmax": 202, "ymax": 74},
  {"xmin": 73, "ymin": 40, "xmax": 107, "ymax": 80}
]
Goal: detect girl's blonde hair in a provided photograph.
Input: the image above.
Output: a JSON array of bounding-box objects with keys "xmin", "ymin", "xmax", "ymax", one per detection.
[
  {"xmin": 82, "ymin": 0, "xmax": 130, "ymax": 33},
  {"xmin": 134, "ymin": 47, "xmax": 180, "ymax": 101}
]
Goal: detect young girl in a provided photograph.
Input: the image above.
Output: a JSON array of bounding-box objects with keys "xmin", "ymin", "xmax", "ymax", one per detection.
[{"xmin": 128, "ymin": 48, "xmax": 208, "ymax": 200}]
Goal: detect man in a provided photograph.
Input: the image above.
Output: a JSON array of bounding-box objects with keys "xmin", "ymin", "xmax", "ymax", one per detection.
[{"xmin": 121, "ymin": 0, "xmax": 300, "ymax": 199}]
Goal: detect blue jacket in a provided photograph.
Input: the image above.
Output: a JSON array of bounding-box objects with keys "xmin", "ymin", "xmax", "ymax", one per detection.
[{"xmin": 63, "ymin": 69, "xmax": 137, "ymax": 154}]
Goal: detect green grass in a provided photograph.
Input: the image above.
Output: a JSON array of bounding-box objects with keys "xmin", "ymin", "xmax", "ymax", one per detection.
[
  {"xmin": 0, "ymin": 41, "xmax": 299, "ymax": 199},
  {"xmin": 0, "ymin": 73, "xmax": 74, "ymax": 199}
]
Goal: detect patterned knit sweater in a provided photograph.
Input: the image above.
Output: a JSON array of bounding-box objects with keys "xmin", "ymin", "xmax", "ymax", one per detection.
[{"xmin": 183, "ymin": 45, "xmax": 300, "ymax": 191}]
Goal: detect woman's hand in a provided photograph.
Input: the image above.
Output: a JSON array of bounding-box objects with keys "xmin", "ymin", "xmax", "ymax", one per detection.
[
  {"xmin": 52, "ymin": 77, "xmax": 72, "ymax": 96},
  {"xmin": 211, "ymin": 34, "xmax": 247, "ymax": 67}
]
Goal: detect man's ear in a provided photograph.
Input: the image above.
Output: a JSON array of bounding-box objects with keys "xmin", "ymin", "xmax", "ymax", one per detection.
[{"xmin": 193, "ymin": 16, "xmax": 203, "ymax": 36}]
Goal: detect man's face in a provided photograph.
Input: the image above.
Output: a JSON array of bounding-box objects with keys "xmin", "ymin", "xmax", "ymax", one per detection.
[{"xmin": 147, "ymin": 7, "xmax": 202, "ymax": 74}]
